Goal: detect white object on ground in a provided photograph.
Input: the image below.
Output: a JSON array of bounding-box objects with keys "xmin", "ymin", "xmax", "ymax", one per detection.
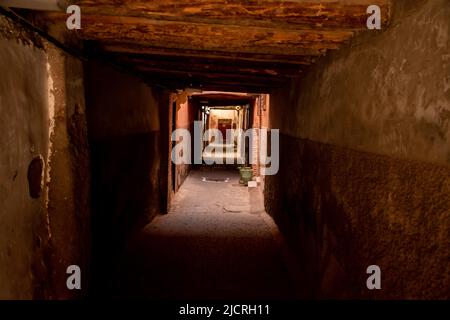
[{"xmin": 248, "ymin": 181, "xmax": 257, "ymax": 188}]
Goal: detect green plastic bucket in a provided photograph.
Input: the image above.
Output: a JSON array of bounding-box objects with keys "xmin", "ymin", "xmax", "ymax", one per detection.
[{"xmin": 239, "ymin": 167, "xmax": 253, "ymax": 185}]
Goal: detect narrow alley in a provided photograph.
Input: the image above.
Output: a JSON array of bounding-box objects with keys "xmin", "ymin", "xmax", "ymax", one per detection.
[
  {"xmin": 112, "ymin": 169, "xmax": 297, "ymax": 300},
  {"xmin": 0, "ymin": 0, "xmax": 449, "ymax": 304}
]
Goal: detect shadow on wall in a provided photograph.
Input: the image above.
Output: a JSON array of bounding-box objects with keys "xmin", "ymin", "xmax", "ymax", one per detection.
[
  {"xmin": 0, "ymin": 14, "xmax": 93, "ymax": 299},
  {"xmin": 84, "ymin": 61, "xmax": 165, "ymax": 295},
  {"xmin": 265, "ymin": 136, "xmax": 450, "ymax": 299},
  {"xmin": 265, "ymin": 0, "xmax": 450, "ymax": 299}
]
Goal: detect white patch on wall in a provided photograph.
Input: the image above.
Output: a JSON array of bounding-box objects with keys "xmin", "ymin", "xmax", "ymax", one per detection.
[{"xmin": 44, "ymin": 60, "xmax": 55, "ymax": 239}]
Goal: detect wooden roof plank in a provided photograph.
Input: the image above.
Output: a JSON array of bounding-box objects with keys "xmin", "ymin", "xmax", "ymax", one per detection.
[
  {"xmin": 69, "ymin": 0, "xmax": 391, "ymax": 30},
  {"xmin": 44, "ymin": 13, "xmax": 354, "ymax": 55}
]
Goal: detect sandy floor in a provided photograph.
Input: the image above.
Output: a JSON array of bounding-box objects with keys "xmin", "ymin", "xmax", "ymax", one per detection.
[{"xmin": 112, "ymin": 168, "xmax": 298, "ymax": 299}]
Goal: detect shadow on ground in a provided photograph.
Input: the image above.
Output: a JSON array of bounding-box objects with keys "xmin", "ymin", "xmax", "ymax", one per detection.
[{"xmin": 111, "ymin": 168, "xmax": 299, "ymax": 300}]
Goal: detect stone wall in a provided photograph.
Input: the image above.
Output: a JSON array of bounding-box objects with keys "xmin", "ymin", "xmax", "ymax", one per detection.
[
  {"xmin": 84, "ymin": 61, "xmax": 166, "ymax": 295},
  {"xmin": 0, "ymin": 16, "xmax": 91, "ymax": 299},
  {"xmin": 266, "ymin": 0, "xmax": 450, "ymax": 299}
]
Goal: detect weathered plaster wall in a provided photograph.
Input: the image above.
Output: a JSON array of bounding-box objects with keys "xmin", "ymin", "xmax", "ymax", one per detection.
[
  {"xmin": 0, "ymin": 16, "xmax": 91, "ymax": 299},
  {"xmin": 175, "ymin": 97, "xmax": 196, "ymax": 190},
  {"xmin": 267, "ymin": 0, "xmax": 450, "ymax": 299},
  {"xmin": 266, "ymin": 137, "xmax": 450, "ymax": 299},
  {"xmin": 166, "ymin": 92, "xmax": 197, "ymax": 201},
  {"xmin": 86, "ymin": 65, "xmax": 160, "ymax": 140},
  {"xmin": 271, "ymin": 0, "xmax": 450, "ymax": 166},
  {"xmin": 0, "ymin": 17, "xmax": 48, "ymax": 300},
  {"xmin": 85, "ymin": 62, "xmax": 162, "ymax": 233},
  {"xmin": 84, "ymin": 62, "xmax": 165, "ymax": 294},
  {"xmin": 45, "ymin": 45, "xmax": 91, "ymax": 299}
]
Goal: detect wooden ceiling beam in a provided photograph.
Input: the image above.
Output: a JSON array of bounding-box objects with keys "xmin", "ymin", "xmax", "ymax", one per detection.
[
  {"xmin": 141, "ymin": 72, "xmax": 286, "ymax": 89},
  {"xmin": 69, "ymin": 0, "xmax": 391, "ymax": 31},
  {"xmin": 103, "ymin": 50, "xmax": 315, "ymax": 66},
  {"xmin": 44, "ymin": 13, "xmax": 354, "ymax": 55},
  {"xmin": 146, "ymin": 76, "xmax": 276, "ymax": 93},
  {"xmin": 137, "ymin": 67, "xmax": 290, "ymax": 84},
  {"xmin": 112, "ymin": 56, "xmax": 304, "ymax": 78},
  {"xmin": 155, "ymin": 81, "xmax": 274, "ymax": 93},
  {"xmin": 37, "ymin": 0, "xmax": 392, "ymax": 90},
  {"xmin": 98, "ymin": 43, "xmax": 321, "ymax": 64}
]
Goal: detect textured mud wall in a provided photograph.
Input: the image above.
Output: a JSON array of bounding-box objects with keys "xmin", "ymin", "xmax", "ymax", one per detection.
[
  {"xmin": 266, "ymin": 137, "xmax": 450, "ymax": 299},
  {"xmin": 45, "ymin": 45, "xmax": 91, "ymax": 299},
  {"xmin": 85, "ymin": 62, "xmax": 164, "ymax": 294},
  {"xmin": 272, "ymin": 0, "xmax": 450, "ymax": 165},
  {"xmin": 0, "ymin": 16, "xmax": 91, "ymax": 299},
  {"xmin": 267, "ymin": 0, "xmax": 450, "ymax": 299},
  {"xmin": 175, "ymin": 98, "xmax": 196, "ymax": 190},
  {"xmin": 166, "ymin": 92, "xmax": 196, "ymax": 202},
  {"xmin": 0, "ymin": 17, "xmax": 48, "ymax": 300},
  {"xmin": 86, "ymin": 62, "xmax": 161, "ymax": 234}
]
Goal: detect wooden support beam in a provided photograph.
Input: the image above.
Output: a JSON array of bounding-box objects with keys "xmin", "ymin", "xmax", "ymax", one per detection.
[
  {"xmin": 44, "ymin": 13, "xmax": 354, "ymax": 55},
  {"xmin": 139, "ymin": 68, "xmax": 286, "ymax": 82},
  {"xmin": 111, "ymin": 55, "xmax": 304, "ymax": 77},
  {"xmin": 191, "ymin": 85, "xmax": 272, "ymax": 93},
  {"xmin": 140, "ymin": 72, "xmax": 286, "ymax": 91},
  {"xmin": 146, "ymin": 76, "xmax": 276, "ymax": 93},
  {"xmin": 190, "ymin": 97, "xmax": 257, "ymax": 106},
  {"xmin": 153, "ymin": 80, "xmax": 275, "ymax": 93},
  {"xmin": 69, "ymin": 0, "xmax": 391, "ymax": 30},
  {"xmin": 138, "ymin": 68, "xmax": 289, "ymax": 84},
  {"xmin": 98, "ymin": 43, "xmax": 321, "ymax": 64},
  {"xmin": 37, "ymin": 0, "xmax": 392, "ymax": 90}
]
